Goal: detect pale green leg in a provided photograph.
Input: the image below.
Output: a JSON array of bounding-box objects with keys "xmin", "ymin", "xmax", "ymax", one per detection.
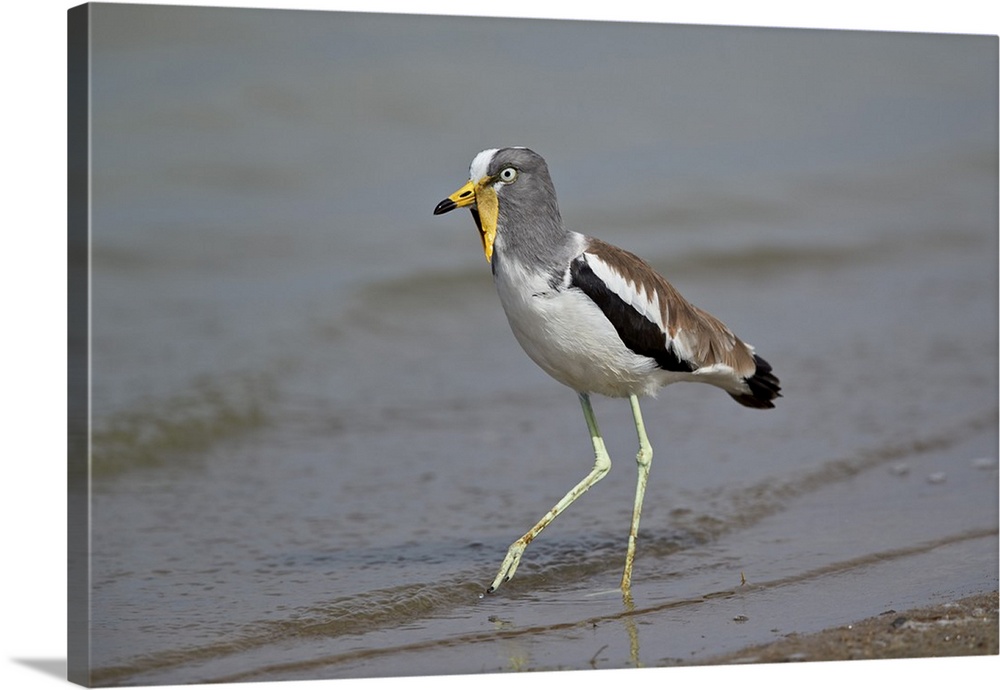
[
  {"xmin": 620, "ymin": 393, "xmax": 653, "ymax": 592},
  {"xmin": 487, "ymin": 392, "xmax": 612, "ymax": 593}
]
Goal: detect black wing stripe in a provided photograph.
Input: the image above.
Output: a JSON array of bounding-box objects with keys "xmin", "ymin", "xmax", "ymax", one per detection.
[{"xmin": 569, "ymin": 255, "xmax": 693, "ymax": 373}]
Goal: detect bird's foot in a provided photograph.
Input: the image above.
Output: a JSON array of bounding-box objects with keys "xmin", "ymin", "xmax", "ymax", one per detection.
[{"xmin": 486, "ymin": 539, "xmax": 527, "ymax": 594}]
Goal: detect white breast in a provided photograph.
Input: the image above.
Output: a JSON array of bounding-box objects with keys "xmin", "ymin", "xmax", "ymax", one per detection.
[{"xmin": 492, "ymin": 252, "xmax": 680, "ymax": 398}]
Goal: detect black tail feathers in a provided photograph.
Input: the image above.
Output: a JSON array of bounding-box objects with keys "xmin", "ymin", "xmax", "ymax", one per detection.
[{"xmin": 729, "ymin": 354, "xmax": 781, "ymax": 409}]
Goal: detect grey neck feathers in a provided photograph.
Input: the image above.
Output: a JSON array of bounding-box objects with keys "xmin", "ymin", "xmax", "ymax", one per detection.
[{"xmin": 493, "ymin": 186, "xmax": 575, "ymax": 276}]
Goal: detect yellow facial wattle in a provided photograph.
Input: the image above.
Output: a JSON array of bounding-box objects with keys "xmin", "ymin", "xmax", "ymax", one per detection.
[
  {"xmin": 437, "ymin": 177, "xmax": 498, "ymax": 262},
  {"xmin": 474, "ymin": 184, "xmax": 498, "ymax": 262}
]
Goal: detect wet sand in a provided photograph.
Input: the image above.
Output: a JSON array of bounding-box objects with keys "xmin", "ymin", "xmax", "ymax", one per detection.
[{"xmin": 706, "ymin": 590, "xmax": 998, "ymax": 664}]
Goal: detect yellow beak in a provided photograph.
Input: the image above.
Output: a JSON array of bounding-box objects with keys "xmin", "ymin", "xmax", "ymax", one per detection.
[{"xmin": 433, "ymin": 176, "xmax": 498, "ymax": 262}]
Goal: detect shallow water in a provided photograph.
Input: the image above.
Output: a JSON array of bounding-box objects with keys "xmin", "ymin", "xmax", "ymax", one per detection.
[{"xmin": 81, "ymin": 6, "xmax": 998, "ymax": 685}]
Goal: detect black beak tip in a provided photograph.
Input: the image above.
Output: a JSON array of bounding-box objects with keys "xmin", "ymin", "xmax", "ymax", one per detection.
[{"xmin": 433, "ymin": 198, "xmax": 456, "ymax": 216}]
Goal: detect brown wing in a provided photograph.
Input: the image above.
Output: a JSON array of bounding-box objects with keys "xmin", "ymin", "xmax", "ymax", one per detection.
[{"xmin": 582, "ymin": 238, "xmax": 757, "ymax": 376}]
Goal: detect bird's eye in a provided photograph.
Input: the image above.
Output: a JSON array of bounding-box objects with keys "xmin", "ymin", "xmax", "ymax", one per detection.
[{"xmin": 498, "ymin": 167, "xmax": 518, "ymax": 183}]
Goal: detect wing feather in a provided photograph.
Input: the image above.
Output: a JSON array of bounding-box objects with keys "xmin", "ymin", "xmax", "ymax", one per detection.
[{"xmin": 576, "ymin": 238, "xmax": 759, "ymax": 379}]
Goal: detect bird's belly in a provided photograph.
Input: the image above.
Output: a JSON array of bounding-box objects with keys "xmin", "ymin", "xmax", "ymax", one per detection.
[{"xmin": 497, "ymin": 283, "xmax": 670, "ymax": 398}]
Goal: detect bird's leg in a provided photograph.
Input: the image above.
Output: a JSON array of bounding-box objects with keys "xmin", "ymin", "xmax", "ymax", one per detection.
[
  {"xmin": 621, "ymin": 394, "xmax": 653, "ymax": 593},
  {"xmin": 487, "ymin": 392, "xmax": 612, "ymax": 594}
]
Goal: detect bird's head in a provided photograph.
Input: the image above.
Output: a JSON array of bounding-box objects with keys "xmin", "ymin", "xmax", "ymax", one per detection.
[{"xmin": 433, "ymin": 147, "xmax": 555, "ymax": 262}]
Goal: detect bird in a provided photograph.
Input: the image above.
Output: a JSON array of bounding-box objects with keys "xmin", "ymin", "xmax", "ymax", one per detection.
[{"xmin": 433, "ymin": 147, "xmax": 780, "ymax": 595}]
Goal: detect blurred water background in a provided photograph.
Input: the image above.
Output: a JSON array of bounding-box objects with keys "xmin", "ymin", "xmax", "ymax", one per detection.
[{"xmin": 81, "ymin": 5, "xmax": 997, "ymax": 684}]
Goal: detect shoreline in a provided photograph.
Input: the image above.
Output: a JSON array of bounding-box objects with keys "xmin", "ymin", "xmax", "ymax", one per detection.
[{"xmin": 702, "ymin": 591, "xmax": 998, "ymax": 664}]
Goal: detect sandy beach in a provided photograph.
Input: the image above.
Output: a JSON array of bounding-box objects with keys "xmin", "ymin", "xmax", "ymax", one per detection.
[{"xmin": 707, "ymin": 591, "xmax": 998, "ymax": 664}]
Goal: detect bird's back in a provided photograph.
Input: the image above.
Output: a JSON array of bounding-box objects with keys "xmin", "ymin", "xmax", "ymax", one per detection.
[
  {"xmin": 491, "ymin": 233, "xmax": 780, "ymax": 407},
  {"xmin": 565, "ymin": 236, "xmax": 781, "ymax": 407}
]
